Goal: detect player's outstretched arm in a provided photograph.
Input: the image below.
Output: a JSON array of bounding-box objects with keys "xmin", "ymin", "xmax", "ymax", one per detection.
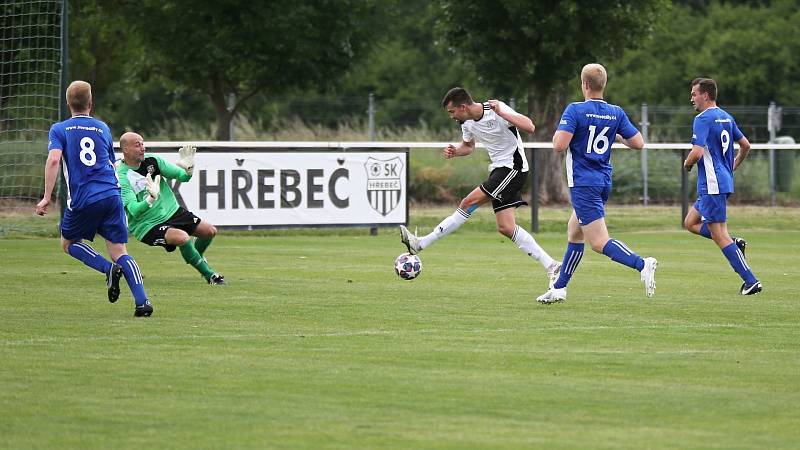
[
  {"xmin": 157, "ymin": 153, "xmax": 192, "ymax": 182},
  {"xmin": 733, "ymin": 137, "xmax": 751, "ymax": 171},
  {"xmin": 488, "ymin": 99, "xmax": 535, "ymax": 134}
]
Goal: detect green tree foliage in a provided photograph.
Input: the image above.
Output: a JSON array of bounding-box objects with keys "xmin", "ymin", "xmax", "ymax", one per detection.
[
  {"xmin": 436, "ymin": 0, "xmax": 669, "ymax": 202},
  {"xmin": 336, "ymin": 0, "xmax": 484, "ymax": 131},
  {"xmin": 118, "ymin": 0, "xmax": 380, "ymax": 140},
  {"xmin": 246, "ymin": 0, "xmax": 485, "ymax": 133},
  {"xmin": 613, "ymin": 0, "xmax": 800, "ymax": 107}
]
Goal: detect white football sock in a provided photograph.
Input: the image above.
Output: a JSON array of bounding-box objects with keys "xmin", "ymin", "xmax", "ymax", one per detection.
[
  {"xmin": 512, "ymin": 225, "xmax": 555, "ymax": 269},
  {"xmin": 418, "ymin": 208, "xmax": 471, "ymax": 250}
]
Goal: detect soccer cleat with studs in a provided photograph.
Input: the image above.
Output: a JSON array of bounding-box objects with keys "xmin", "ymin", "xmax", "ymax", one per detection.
[
  {"xmin": 640, "ymin": 257, "xmax": 658, "ymax": 298},
  {"xmin": 134, "ymin": 300, "xmax": 153, "ymax": 317},
  {"xmin": 536, "ymin": 287, "xmax": 566, "ymax": 304},
  {"xmin": 208, "ymin": 273, "xmax": 226, "ymax": 286},
  {"xmin": 399, "ymin": 225, "xmax": 421, "ymax": 255},
  {"xmin": 740, "ymin": 281, "xmax": 762, "ymax": 296},
  {"xmin": 733, "ymin": 237, "xmax": 747, "ymax": 258},
  {"xmin": 106, "ymin": 263, "xmax": 123, "ymax": 303}
]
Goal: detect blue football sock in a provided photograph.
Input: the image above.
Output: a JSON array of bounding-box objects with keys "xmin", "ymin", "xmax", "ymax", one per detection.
[
  {"xmin": 553, "ymin": 242, "xmax": 584, "ymax": 289},
  {"xmin": 721, "ymin": 242, "xmax": 757, "ymax": 285},
  {"xmin": 67, "ymin": 242, "xmax": 112, "ymax": 274},
  {"xmin": 116, "ymin": 255, "xmax": 149, "ymax": 306},
  {"xmin": 602, "ymin": 239, "xmax": 645, "ymax": 271},
  {"xmin": 699, "ymin": 223, "xmax": 712, "ymax": 239}
]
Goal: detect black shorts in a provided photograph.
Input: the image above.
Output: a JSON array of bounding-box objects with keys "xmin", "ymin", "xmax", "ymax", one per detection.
[
  {"xmin": 141, "ymin": 207, "xmax": 201, "ymax": 249},
  {"xmin": 479, "ymin": 167, "xmax": 528, "ymax": 212}
]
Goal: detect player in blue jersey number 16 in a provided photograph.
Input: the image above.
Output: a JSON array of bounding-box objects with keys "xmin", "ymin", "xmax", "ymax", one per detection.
[{"xmin": 537, "ymin": 64, "xmax": 658, "ymax": 304}]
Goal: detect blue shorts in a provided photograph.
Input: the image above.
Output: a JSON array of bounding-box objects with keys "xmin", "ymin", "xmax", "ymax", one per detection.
[
  {"xmin": 61, "ymin": 195, "xmax": 129, "ymax": 243},
  {"xmin": 694, "ymin": 193, "xmax": 729, "ymax": 224},
  {"xmin": 571, "ymin": 185, "xmax": 610, "ymax": 225}
]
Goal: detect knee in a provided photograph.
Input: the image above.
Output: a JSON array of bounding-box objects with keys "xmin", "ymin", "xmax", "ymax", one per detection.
[
  {"xmin": 168, "ymin": 230, "xmax": 191, "ymax": 246},
  {"xmin": 497, "ymin": 223, "xmax": 515, "ymax": 238},
  {"xmin": 61, "ymin": 241, "xmax": 71, "ymax": 254},
  {"xmin": 589, "ymin": 239, "xmax": 606, "ymax": 254},
  {"xmin": 176, "ymin": 234, "xmax": 191, "ymax": 246},
  {"xmin": 197, "ymin": 223, "xmax": 217, "ymax": 239}
]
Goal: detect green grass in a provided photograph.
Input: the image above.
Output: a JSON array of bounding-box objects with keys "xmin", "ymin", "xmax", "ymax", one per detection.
[{"xmin": 1, "ymin": 207, "xmax": 799, "ymax": 449}]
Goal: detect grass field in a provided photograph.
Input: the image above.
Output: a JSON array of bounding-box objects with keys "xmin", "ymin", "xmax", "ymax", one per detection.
[{"xmin": 1, "ymin": 206, "xmax": 799, "ymax": 449}]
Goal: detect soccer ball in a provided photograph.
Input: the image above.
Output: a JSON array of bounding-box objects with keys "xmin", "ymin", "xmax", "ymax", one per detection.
[{"xmin": 394, "ymin": 253, "xmax": 422, "ymax": 280}]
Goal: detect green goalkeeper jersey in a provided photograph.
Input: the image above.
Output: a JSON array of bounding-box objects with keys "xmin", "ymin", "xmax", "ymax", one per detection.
[{"xmin": 117, "ymin": 153, "xmax": 192, "ymax": 240}]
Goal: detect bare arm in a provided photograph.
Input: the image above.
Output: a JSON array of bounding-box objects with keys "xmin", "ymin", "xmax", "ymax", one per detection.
[
  {"xmin": 732, "ymin": 136, "xmax": 751, "ymax": 171},
  {"xmin": 444, "ymin": 139, "xmax": 475, "ymax": 159},
  {"xmin": 617, "ymin": 132, "xmax": 645, "ymax": 150},
  {"xmin": 684, "ymin": 145, "xmax": 705, "ymax": 172},
  {"xmin": 35, "ymin": 150, "xmax": 62, "ymax": 215},
  {"xmin": 488, "ymin": 99, "xmax": 535, "ymax": 134},
  {"xmin": 552, "ymin": 130, "xmax": 573, "ymax": 153}
]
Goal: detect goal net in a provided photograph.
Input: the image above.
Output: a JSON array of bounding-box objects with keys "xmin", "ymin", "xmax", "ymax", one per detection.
[{"xmin": 0, "ymin": 0, "xmax": 62, "ymax": 231}]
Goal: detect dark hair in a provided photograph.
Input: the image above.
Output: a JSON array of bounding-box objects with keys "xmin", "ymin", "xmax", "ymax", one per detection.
[
  {"xmin": 691, "ymin": 78, "xmax": 717, "ymax": 101},
  {"xmin": 441, "ymin": 87, "xmax": 473, "ymax": 109}
]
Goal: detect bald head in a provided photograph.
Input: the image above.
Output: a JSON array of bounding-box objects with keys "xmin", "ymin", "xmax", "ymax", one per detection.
[
  {"xmin": 120, "ymin": 132, "xmax": 146, "ymax": 165},
  {"xmin": 66, "ymin": 81, "xmax": 92, "ymax": 114},
  {"xmin": 581, "ymin": 63, "xmax": 607, "ymax": 93},
  {"xmin": 120, "ymin": 132, "xmax": 142, "ymax": 148}
]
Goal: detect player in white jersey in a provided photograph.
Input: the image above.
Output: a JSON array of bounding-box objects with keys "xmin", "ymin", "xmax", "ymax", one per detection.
[{"xmin": 400, "ymin": 87, "xmax": 560, "ymax": 286}]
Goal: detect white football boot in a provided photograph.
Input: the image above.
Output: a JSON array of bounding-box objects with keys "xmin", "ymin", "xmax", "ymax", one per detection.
[
  {"xmin": 399, "ymin": 225, "xmax": 421, "ymax": 255},
  {"xmin": 641, "ymin": 257, "xmax": 658, "ymax": 298},
  {"xmin": 536, "ymin": 287, "xmax": 566, "ymax": 304}
]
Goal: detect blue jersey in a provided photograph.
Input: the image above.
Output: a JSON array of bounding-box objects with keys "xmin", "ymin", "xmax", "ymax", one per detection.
[
  {"xmin": 691, "ymin": 107, "xmax": 743, "ymax": 195},
  {"xmin": 557, "ymin": 99, "xmax": 639, "ymax": 187},
  {"xmin": 48, "ymin": 115, "xmax": 119, "ymax": 210}
]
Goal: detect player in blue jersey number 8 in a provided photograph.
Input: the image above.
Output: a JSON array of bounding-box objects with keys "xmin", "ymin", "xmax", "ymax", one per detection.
[
  {"xmin": 35, "ymin": 81, "xmax": 153, "ymax": 317},
  {"xmin": 537, "ymin": 64, "xmax": 658, "ymax": 304}
]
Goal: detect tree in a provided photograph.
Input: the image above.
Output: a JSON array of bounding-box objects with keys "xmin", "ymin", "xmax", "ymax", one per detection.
[
  {"xmin": 436, "ymin": 0, "xmax": 668, "ymax": 203},
  {"xmin": 248, "ymin": 0, "xmax": 485, "ymax": 133},
  {"xmin": 613, "ymin": 0, "xmax": 800, "ymax": 108},
  {"xmin": 122, "ymin": 0, "xmax": 380, "ymax": 140}
]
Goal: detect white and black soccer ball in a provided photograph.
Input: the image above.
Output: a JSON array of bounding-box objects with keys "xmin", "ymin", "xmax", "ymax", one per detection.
[{"xmin": 394, "ymin": 252, "xmax": 422, "ymax": 280}]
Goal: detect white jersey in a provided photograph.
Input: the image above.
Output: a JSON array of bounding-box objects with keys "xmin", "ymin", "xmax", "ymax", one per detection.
[{"xmin": 461, "ymin": 101, "xmax": 529, "ymax": 172}]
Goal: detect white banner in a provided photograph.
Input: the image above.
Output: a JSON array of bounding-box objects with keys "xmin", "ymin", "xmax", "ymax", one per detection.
[{"xmin": 141, "ymin": 151, "xmax": 407, "ymax": 227}]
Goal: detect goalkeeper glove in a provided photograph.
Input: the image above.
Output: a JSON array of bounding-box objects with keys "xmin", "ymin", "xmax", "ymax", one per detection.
[
  {"xmin": 176, "ymin": 145, "xmax": 197, "ymax": 176},
  {"xmin": 145, "ymin": 173, "xmax": 161, "ymax": 206}
]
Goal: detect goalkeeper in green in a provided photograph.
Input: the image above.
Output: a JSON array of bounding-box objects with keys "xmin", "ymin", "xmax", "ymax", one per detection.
[{"xmin": 117, "ymin": 132, "xmax": 225, "ymax": 285}]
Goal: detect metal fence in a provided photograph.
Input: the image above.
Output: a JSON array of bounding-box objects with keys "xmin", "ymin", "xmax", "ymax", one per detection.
[{"xmin": 250, "ymin": 96, "xmax": 800, "ymax": 210}]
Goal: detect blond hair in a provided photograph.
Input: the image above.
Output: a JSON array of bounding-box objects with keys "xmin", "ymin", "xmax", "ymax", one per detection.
[
  {"xmin": 66, "ymin": 80, "xmax": 92, "ymax": 113},
  {"xmin": 581, "ymin": 64, "xmax": 607, "ymax": 92}
]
